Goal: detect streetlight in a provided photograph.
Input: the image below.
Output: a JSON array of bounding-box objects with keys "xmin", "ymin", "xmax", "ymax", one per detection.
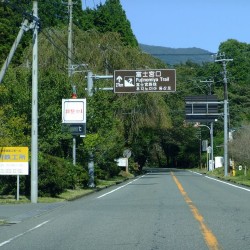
[{"xmin": 197, "ymin": 123, "xmax": 214, "ymax": 170}]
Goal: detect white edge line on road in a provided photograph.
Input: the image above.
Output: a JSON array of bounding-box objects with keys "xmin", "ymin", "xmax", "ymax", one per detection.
[
  {"xmin": 0, "ymin": 220, "xmax": 50, "ymax": 247},
  {"xmin": 205, "ymin": 175, "xmax": 250, "ymax": 192},
  {"xmin": 97, "ymin": 175, "xmax": 145, "ymax": 199},
  {"xmin": 188, "ymin": 170, "xmax": 203, "ymax": 176}
]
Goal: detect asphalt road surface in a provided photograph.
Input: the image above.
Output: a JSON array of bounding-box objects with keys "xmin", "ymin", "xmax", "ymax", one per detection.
[{"xmin": 0, "ymin": 169, "xmax": 250, "ymax": 250}]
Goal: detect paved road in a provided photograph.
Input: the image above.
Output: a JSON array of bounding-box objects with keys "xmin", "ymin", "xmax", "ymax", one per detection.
[{"xmin": 0, "ymin": 169, "xmax": 250, "ymax": 250}]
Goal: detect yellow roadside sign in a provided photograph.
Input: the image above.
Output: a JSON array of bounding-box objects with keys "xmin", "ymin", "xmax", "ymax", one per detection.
[
  {"xmin": 0, "ymin": 147, "xmax": 29, "ymax": 175},
  {"xmin": 0, "ymin": 147, "xmax": 28, "ymax": 162}
]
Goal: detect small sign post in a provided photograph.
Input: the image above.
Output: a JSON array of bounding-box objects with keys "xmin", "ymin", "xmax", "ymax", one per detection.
[{"xmin": 62, "ymin": 99, "xmax": 87, "ymax": 165}]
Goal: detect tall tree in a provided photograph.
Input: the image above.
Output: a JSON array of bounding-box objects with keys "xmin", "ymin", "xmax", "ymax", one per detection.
[
  {"xmin": 0, "ymin": 1, "xmax": 28, "ymax": 65},
  {"xmin": 93, "ymin": 0, "xmax": 138, "ymax": 47}
]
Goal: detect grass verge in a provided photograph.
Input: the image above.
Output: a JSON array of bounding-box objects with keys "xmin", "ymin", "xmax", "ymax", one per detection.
[
  {"xmin": 0, "ymin": 219, "xmax": 7, "ymax": 225},
  {"xmin": 0, "ymin": 174, "xmax": 132, "ymax": 204},
  {"xmin": 191, "ymin": 167, "xmax": 250, "ymax": 187}
]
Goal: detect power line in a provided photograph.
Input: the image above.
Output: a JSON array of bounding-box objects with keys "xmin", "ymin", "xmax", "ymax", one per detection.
[
  {"xmin": 48, "ymin": 27, "xmax": 68, "ymax": 51},
  {"xmin": 40, "ymin": 28, "xmax": 81, "ymax": 67}
]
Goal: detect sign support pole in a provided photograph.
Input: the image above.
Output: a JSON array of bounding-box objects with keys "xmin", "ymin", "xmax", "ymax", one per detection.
[
  {"xmin": 73, "ymin": 136, "xmax": 76, "ymax": 165},
  {"xmin": 85, "ymin": 71, "xmax": 114, "ymax": 187},
  {"xmin": 17, "ymin": 175, "xmax": 20, "ymax": 201},
  {"xmin": 211, "ymin": 122, "xmax": 214, "ymax": 170}
]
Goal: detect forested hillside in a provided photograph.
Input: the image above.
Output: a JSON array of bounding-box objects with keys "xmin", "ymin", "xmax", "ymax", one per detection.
[
  {"xmin": 1, "ymin": 0, "xmax": 250, "ymax": 197},
  {"xmin": 140, "ymin": 44, "xmax": 214, "ymax": 65}
]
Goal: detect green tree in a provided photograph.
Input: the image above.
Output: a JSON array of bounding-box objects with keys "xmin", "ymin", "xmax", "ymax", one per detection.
[
  {"xmin": 229, "ymin": 125, "xmax": 250, "ymax": 167},
  {"xmin": 218, "ymin": 39, "xmax": 250, "ymax": 127},
  {"xmin": 92, "ymin": 0, "xmax": 138, "ymax": 47},
  {"xmin": 0, "ymin": 2, "xmax": 29, "ymax": 66}
]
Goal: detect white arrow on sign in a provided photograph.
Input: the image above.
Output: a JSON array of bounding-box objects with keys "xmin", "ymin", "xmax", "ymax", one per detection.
[{"xmin": 116, "ymin": 76, "xmax": 123, "ymax": 82}]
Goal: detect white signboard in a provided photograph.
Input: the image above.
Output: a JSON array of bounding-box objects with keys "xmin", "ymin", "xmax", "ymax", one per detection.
[
  {"xmin": 62, "ymin": 99, "xmax": 86, "ymax": 124},
  {"xmin": 116, "ymin": 158, "xmax": 128, "ymax": 167}
]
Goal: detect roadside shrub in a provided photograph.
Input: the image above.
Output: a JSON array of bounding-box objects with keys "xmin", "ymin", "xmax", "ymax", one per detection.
[
  {"xmin": 38, "ymin": 154, "xmax": 88, "ymax": 197},
  {"xmin": 95, "ymin": 166, "xmax": 109, "ymax": 180},
  {"xmin": 0, "ymin": 176, "xmax": 16, "ymax": 195},
  {"xmin": 0, "ymin": 153, "xmax": 89, "ymax": 198},
  {"xmin": 103, "ymin": 162, "xmax": 121, "ymax": 178},
  {"xmin": 74, "ymin": 166, "xmax": 89, "ymax": 188},
  {"xmin": 95, "ymin": 163, "xmax": 120, "ymax": 180}
]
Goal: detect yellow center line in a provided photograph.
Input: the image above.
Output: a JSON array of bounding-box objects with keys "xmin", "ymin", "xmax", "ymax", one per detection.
[{"xmin": 171, "ymin": 172, "xmax": 222, "ymax": 250}]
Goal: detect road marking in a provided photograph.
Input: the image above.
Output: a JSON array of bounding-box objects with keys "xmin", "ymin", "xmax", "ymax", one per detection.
[
  {"xmin": 205, "ymin": 176, "xmax": 250, "ymax": 192},
  {"xmin": 188, "ymin": 170, "xmax": 203, "ymax": 176},
  {"xmin": 0, "ymin": 220, "xmax": 50, "ymax": 247},
  {"xmin": 189, "ymin": 171, "xmax": 250, "ymax": 192},
  {"xmin": 171, "ymin": 172, "xmax": 221, "ymax": 250},
  {"xmin": 97, "ymin": 175, "xmax": 145, "ymax": 199}
]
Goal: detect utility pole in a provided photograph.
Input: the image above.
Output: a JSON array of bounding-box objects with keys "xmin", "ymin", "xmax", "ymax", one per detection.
[
  {"xmin": 67, "ymin": 0, "xmax": 77, "ymax": 165},
  {"xmin": 0, "ymin": 19, "xmax": 29, "ymax": 83},
  {"xmin": 215, "ymin": 53, "xmax": 233, "ymax": 176},
  {"xmin": 31, "ymin": 0, "xmax": 39, "ymax": 203},
  {"xmin": 68, "ymin": 0, "xmax": 73, "ymax": 78},
  {"xmin": 200, "ymin": 80, "xmax": 214, "ymax": 95}
]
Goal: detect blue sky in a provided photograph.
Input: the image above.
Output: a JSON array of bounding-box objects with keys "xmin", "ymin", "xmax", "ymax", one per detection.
[{"xmin": 82, "ymin": 0, "xmax": 250, "ymax": 52}]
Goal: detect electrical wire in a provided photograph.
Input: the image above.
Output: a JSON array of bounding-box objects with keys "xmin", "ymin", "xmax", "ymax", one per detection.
[
  {"xmin": 41, "ymin": 28, "xmax": 79, "ymax": 66},
  {"xmin": 47, "ymin": 27, "xmax": 68, "ymax": 51},
  {"xmin": 6, "ymin": 0, "xmax": 83, "ymax": 70}
]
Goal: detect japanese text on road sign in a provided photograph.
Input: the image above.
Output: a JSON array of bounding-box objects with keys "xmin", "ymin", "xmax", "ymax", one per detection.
[
  {"xmin": 62, "ymin": 99, "xmax": 86, "ymax": 124},
  {"xmin": 114, "ymin": 69, "xmax": 176, "ymax": 93},
  {"xmin": 0, "ymin": 147, "xmax": 29, "ymax": 175}
]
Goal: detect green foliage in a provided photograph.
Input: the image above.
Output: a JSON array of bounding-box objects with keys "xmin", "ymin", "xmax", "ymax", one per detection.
[
  {"xmin": 229, "ymin": 125, "xmax": 250, "ymax": 166},
  {"xmin": 0, "ymin": 176, "xmax": 17, "ymax": 195},
  {"xmin": 0, "ymin": 2, "xmax": 30, "ymax": 65},
  {"xmin": 0, "ymin": 154, "xmax": 89, "ymax": 197},
  {"xmin": 218, "ymin": 39, "xmax": 250, "ymax": 127},
  {"xmin": 38, "ymin": 154, "xmax": 89, "ymax": 197},
  {"xmin": 0, "ymin": 104, "xmax": 30, "ymax": 146},
  {"xmin": 93, "ymin": 0, "xmax": 138, "ymax": 47},
  {"xmin": 95, "ymin": 162, "xmax": 121, "ymax": 180}
]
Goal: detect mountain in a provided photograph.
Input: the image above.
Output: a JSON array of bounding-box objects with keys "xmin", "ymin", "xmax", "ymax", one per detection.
[{"xmin": 139, "ymin": 44, "xmax": 214, "ymax": 66}]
